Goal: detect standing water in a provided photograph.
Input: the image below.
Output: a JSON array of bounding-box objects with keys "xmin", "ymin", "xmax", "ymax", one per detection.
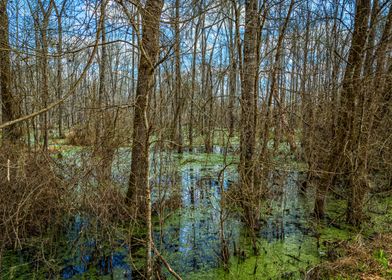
[{"xmin": 2, "ymin": 147, "xmax": 320, "ymax": 279}]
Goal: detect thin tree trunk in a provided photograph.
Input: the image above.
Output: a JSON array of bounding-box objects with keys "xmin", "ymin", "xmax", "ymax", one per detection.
[
  {"xmin": 54, "ymin": 1, "xmax": 66, "ymax": 139},
  {"xmin": 260, "ymin": 0, "xmax": 294, "ymax": 159},
  {"xmin": 37, "ymin": 0, "xmax": 54, "ymax": 150},
  {"xmin": 227, "ymin": 3, "xmax": 237, "ymax": 138},
  {"xmin": 95, "ymin": 0, "xmax": 114, "ymax": 184},
  {"xmin": 171, "ymin": 0, "xmax": 183, "ymax": 153}
]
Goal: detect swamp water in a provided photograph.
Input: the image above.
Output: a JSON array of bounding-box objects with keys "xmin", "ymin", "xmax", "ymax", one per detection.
[{"xmin": 2, "ymin": 147, "xmax": 322, "ymax": 280}]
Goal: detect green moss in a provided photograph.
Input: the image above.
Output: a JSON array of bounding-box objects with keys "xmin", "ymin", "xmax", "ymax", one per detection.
[
  {"xmin": 13, "ymin": 135, "xmax": 391, "ymax": 279},
  {"xmin": 178, "ymin": 153, "xmax": 238, "ymax": 169},
  {"xmin": 366, "ymin": 195, "xmax": 392, "ymax": 234},
  {"xmin": 182, "ymin": 236, "xmax": 319, "ymax": 280},
  {"xmin": 184, "ymin": 129, "xmax": 240, "ymax": 147},
  {"xmin": 325, "ymin": 198, "xmax": 347, "ymax": 221},
  {"xmin": 48, "ymin": 143, "xmax": 84, "ymax": 158},
  {"xmin": 50, "ymin": 138, "xmax": 67, "ymax": 145},
  {"xmin": 318, "ymin": 225, "xmax": 353, "ymax": 243}
]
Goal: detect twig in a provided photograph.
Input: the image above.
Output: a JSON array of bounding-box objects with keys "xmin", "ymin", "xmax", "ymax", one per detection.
[{"xmin": 152, "ymin": 243, "xmax": 183, "ymax": 280}]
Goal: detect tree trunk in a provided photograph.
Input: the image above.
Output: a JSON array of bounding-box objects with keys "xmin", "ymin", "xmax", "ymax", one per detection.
[
  {"xmin": 347, "ymin": 2, "xmax": 392, "ymax": 226},
  {"xmin": 260, "ymin": 0, "xmax": 294, "ymax": 159},
  {"xmin": 95, "ymin": 0, "xmax": 115, "ymax": 184},
  {"xmin": 126, "ymin": 1, "xmax": 163, "ymax": 278},
  {"xmin": 171, "ymin": 0, "xmax": 183, "ymax": 153},
  {"xmin": 0, "ymin": 0, "xmax": 19, "ymax": 143},
  {"xmin": 54, "ymin": 1, "xmax": 66, "ymax": 139},
  {"xmin": 314, "ymin": 0, "xmax": 370, "ymax": 223},
  {"xmin": 127, "ymin": 0, "xmax": 164, "ymax": 210},
  {"xmin": 227, "ymin": 3, "xmax": 237, "ymax": 138},
  {"xmin": 37, "ymin": 0, "xmax": 54, "ymax": 150},
  {"xmin": 239, "ymin": 0, "xmax": 258, "ymax": 252}
]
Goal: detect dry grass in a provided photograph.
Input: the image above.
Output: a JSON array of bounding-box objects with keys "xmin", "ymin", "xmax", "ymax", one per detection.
[
  {"xmin": 0, "ymin": 146, "xmax": 133, "ymax": 268},
  {"xmin": 0, "ymin": 147, "xmax": 70, "ymax": 249},
  {"xmin": 65, "ymin": 125, "xmax": 94, "ymax": 146},
  {"xmin": 307, "ymin": 234, "xmax": 392, "ymax": 279}
]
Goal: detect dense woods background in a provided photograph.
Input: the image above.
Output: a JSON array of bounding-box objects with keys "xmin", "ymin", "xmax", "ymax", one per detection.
[{"xmin": 0, "ymin": 0, "xmax": 391, "ymax": 279}]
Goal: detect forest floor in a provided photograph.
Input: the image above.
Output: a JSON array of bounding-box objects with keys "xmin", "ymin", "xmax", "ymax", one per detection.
[
  {"xmin": 309, "ymin": 193, "xmax": 392, "ymax": 280},
  {"xmin": 310, "ymin": 233, "xmax": 392, "ymax": 279}
]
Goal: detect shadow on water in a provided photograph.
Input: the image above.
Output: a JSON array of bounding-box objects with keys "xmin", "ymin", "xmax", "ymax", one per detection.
[
  {"xmin": 2, "ymin": 148, "xmax": 319, "ymax": 279},
  {"xmin": 153, "ymin": 164, "xmax": 240, "ymax": 275},
  {"xmin": 260, "ymin": 172, "xmax": 315, "ymax": 241},
  {"xmin": 59, "ymin": 215, "xmax": 132, "ymax": 279},
  {"xmin": 153, "ymin": 166, "xmax": 319, "ymax": 279}
]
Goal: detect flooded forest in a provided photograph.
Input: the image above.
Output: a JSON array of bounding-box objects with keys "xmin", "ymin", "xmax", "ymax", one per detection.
[{"xmin": 1, "ymin": 0, "xmax": 392, "ymax": 279}]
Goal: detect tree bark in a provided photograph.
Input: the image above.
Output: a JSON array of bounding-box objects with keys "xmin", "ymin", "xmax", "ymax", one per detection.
[
  {"xmin": 54, "ymin": 1, "xmax": 66, "ymax": 139},
  {"xmin": 0, "ymin": 0, "xmax": 20, "ymax": 143},
  {"xmin": 126, "ymin": 1, "xmax": 163, "ymax": 278},
  {"xmin": 314, "ymin": 0, "xmax": 371, "ymax": 223},
  {"xmin": 239, "ymin": 0, "xmax": 258, "ymax": 251},
  {"xmin": 171, "ymin": 0, "xmax": 183, "ymax": 153},
  {"xmin": 127, "ymin": 0, "xmax": 164, "ymax": 210},
  {"xmin": 95, "ymin": 0, "xmax": 115, "ymax": 184},
  {"xmin": 227, "ymin": 3, "xmax": 237, "ymax": 138}
]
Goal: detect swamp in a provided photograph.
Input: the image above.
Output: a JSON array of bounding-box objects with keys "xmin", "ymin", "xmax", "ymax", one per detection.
[{"xmin": 0, "ymin": 0, "xmax": 392, "ymax": 279}]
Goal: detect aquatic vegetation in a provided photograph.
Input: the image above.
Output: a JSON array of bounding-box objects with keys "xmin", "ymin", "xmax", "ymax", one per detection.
[{"xmin": 1, "ymin": 146, "xmax": 391, "ymax": 279}]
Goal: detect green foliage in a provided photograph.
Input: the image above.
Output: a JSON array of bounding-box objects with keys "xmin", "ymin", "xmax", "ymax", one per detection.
[
  {"xmin": 366, "ymin": 196, "xmax": 392, "ymax": 234},
  {"xmin": 374, "ymin": 249, "xmax": 388, "ymax": 269},
  {"xmin": 318, "ymin": 226, "xmax": 353, "ymax": 243},
  {"xmin": 2, "ymin": 253, "xmax": 30, "ymax": 280},
  {"xmin": 373, "ymin": 248, "xmax": 392, "ymax": 279}
]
